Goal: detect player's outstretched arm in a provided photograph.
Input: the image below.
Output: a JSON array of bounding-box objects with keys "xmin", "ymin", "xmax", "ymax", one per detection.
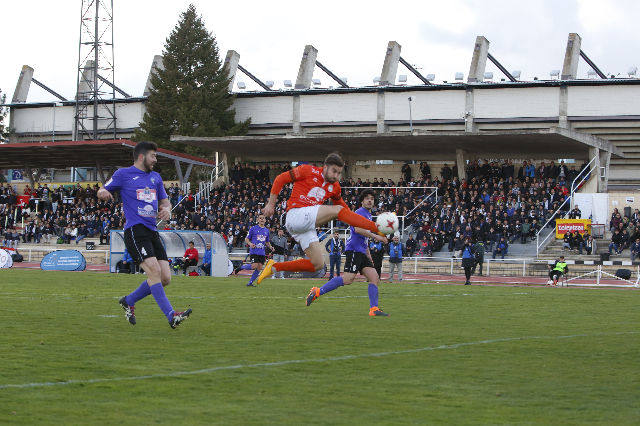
[
  {"xmin": 354, "ymin": 227, "xmax": 387, "ymax": 243},
  {"xmin": 263, "ymin": 169, "xmax": 297, "ymax": 216}
]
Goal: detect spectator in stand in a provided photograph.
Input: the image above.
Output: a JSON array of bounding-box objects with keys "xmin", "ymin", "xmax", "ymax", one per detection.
[
  {"xmin": 493, "ymin": 236, "xmax": 508, "ymax": 259},
  {"xmin": 420, "ymin": 162, "xmax": 431, "ymax": 179},
  {"xmin": 401, "ymin": 162, "xmax": 412, "ymax": 182},
  {"xmin": 181, "ymin": 241, "xmax": 199, "ymax": 274},
  {"xmin": 630, "ymin": 238, "xmax": 640, "ymax": 262},
  {"xmin": 568, "ymin": 205, "xmax": 582, "ymax": 219},
  {"xmin": 405, "ymin": 234, "xmax": 417, "ymax": 257},
  {"xmin": 609, "ymin": 229, "xmax": 623, "ymax": 255},
  {"xmin": 610, "ymin": 209, "xmax": 622, "ymax": 231},
  {"xmin": 573, "ymin": 231, "xmax": 585, "ymax": 254},
  {"xmin": 563, "ymin": 231, "xmax": 574, "ymax": 251},
  {"xmin": 585, "ymin": 235, "xmax": 597, "ymax": 255}
]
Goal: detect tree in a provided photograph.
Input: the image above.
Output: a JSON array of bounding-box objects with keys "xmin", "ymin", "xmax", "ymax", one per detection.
[
  {"xmin": 0, "ymin": 89, "xmax": 9, "ymax": 141},
  {"xmin": 135, "ymin": 4, "xmax": 249, "ymax": 180}
]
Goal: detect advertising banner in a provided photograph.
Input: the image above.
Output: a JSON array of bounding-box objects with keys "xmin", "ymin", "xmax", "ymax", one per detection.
[
  {"xmin": 40, "ymin": 250, "xmax": 86, "ymax": 271},
  {"xmin": 555, "ymin": 219, "xmax": 591, "ymax": 239}
]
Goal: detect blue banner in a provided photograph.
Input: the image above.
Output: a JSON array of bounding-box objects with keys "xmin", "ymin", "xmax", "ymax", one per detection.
[{"xmin": 40, "ymin": 250, "xmax": 86, "ymax": 271}]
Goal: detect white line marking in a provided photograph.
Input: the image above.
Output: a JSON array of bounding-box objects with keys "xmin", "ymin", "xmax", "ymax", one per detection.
[
  {"xmin": 1, "ymin": 331, "xmax": 635, "ymax": 390},
  {"xmin": 97, "ymin": 315, "xmax": 119, "ymax": 318}
]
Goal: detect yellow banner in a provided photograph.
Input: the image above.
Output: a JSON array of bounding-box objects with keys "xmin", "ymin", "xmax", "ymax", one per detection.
[{"xmin": 555, "ymin": 219, "xmax": 591, "ymax": 239}]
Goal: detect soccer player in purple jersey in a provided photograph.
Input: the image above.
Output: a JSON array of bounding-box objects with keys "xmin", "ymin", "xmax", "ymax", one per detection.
[
  {"xmin": 238, "ymin": 214, "xmax": 272, "ymax": 286},
  {"xmin": 306, "ymin": 189, "xmax": 390, "ymax": 316},
  {"xmin": 97, "ymin": 141, "xmax": 192, "ymax": 329}
]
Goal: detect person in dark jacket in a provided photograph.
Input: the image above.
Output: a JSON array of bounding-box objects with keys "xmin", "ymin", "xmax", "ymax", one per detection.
[
  {"xmin": 325, "ymin": 231, "xmax": 345, "ymax": 278},
  {"xmin": 472, "ymin": 241, "xmax": 485, "ymax": 276},
  {"xmin": 369, "ymin": 239, "xmax": 385, "ymax": 278},
  {"xmin": 461, "ymin": 239, "xmax": 475, "ymax": 285}
]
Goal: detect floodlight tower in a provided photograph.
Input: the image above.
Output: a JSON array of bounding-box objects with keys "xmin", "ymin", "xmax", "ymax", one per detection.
[{"xmin": 73, "ymin": 0, "xmax": 116, "ymax": 141}]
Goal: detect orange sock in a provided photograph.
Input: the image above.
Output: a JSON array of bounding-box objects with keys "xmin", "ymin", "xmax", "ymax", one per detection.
[
  {"xmin": 338, "ymin": 208, "xmax": 379, "ymax": 234},
  {"xmin": 274, "ymin": 258, "xmax": 316, "ymax": 272}
]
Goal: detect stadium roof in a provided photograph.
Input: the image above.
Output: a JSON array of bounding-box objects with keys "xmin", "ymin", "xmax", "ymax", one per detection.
[
  {"xmin": 0, "ymin": 139, "xmax": 216, "ymax": 170},
  {"xmin": 0, "ymin": 139, "xmax": 216, "ymax": 184},
  {"xmin": 172, "ymin": 128, "xmax": 623, "ymax": 162}
]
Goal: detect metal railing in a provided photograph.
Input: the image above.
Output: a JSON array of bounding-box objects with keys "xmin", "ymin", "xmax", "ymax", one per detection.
[{"xmin": 536, "ymin": 156, "xmax": 597, "ymax": 257}]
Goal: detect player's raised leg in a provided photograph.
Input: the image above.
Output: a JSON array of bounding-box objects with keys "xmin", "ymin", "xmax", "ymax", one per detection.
[{"xmin": 315, "ymin": 204, "xmax": 382, "ymax": 236}]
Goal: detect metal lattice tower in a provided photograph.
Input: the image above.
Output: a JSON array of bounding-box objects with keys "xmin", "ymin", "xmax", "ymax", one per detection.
[{"xmin": 73, "ymin": 0, "xmax": 116, "ymax": 141}]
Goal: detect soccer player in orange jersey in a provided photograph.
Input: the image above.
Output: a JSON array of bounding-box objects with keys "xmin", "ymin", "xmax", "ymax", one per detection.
[{"xmin": 255, "ymin": 152, "xmax": 386, "ymax": 285}]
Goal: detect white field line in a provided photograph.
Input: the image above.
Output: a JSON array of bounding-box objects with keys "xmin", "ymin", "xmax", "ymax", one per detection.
[
  {"xmin": 0, "ymin": 292, "xmax": 532, "ymax": 301},
  {"xmin": 1, "ymin": 331, "xmax": 636, "ymax": 390}
]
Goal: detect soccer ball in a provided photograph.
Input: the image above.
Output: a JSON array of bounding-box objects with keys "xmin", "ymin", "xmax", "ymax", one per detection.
[{"xmin": 376, "ymin": 212, "xmax": 399, "ymax": 235}]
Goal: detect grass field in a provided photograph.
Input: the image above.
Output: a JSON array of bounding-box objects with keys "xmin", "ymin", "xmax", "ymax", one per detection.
[{"xmin": 1, "ymin": 269, "xmax": 639, "ymax": 424}]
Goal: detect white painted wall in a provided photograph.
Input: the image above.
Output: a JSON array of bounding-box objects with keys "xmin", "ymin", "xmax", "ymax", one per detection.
[
  {"xmin": 300, "ymin": 93, "xmax": 376, "ymax": 123},
  {"xmin": 567, "ymin": 85, "xmax": 640, "ymax": 116},
  {"xmin": 474, "ymin": 87, "xmax": 559, "ymax": 118},
  {"xmin": 385, "ymin": 90, "xmax": 466, "ymax": 120},
  {"xmin": 233, "ymin": 96, "xmax": 292, "ymax": 124}
]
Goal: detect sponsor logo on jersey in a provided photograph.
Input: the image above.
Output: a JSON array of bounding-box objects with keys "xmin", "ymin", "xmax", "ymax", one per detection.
[
  {"xmin": 137, "ymin": 204, "xmax": 157, "ymax": 217},
  {"xmin": 136, "ymin": 187, "xmax": 157, "ymax": 203},
  {"xmin": 307, "ymin": 187, "xmax": 326, "ymax": 202},
  {"xmin": 327, "ymin": 184, "xmax": 333, "ymax": 193}
]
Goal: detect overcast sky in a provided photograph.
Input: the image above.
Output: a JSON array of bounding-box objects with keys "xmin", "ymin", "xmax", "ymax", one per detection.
[{"xmin": 1, "ymin": 0, "xmax": 639, "ymax": 102}]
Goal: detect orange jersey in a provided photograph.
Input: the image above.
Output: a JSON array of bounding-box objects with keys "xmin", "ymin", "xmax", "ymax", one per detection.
[{"xmin": 271, "ymin": 164, "xmax": 348, "ymax": 211}]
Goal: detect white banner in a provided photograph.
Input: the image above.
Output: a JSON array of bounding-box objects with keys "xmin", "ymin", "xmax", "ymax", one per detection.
[
  {"xmin": 573, "ymin": 193, "xmax": 609, "ymax": 225},
  {"xmin": 0, "ymin": 249, "xmax": 13, "ymax": 269}
]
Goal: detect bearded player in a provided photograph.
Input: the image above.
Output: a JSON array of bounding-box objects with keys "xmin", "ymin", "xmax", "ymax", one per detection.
[
  {"xmin": 306, "ymin": 189, "xmax": 390, "ymax": 316},
  {"xmin": 255, "ymin": 153, "xmax": 388, "ymax": 284},
  {"xmin": 98, "ymin": 141, "xmax": 192, "ymax": 329}
]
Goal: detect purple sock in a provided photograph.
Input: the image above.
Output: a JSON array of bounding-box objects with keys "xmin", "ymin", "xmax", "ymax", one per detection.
[
  {"xmin": 319, "ymin": 276, "xmax": 344, "ymax": 295},
  {"xmin": 368, "ymin": 283, "xmax": 379, "ymax": 308},
  {"xmin": 248, "ymin": 269, "xmax": 259, "ymax": 285},
  {"xmin": 241, "ymin": 264, "xmax": 253, "ymax": 271},
  {"xmin": 150, "ymin": 282, "xmax": 174, "ymax": 321},
  {"xmin": 125, "ymin": 280, "xmax": 150, "ymax": 306}
]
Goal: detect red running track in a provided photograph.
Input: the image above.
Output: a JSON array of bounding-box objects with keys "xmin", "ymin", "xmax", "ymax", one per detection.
[{"xmin": 9, "ymin": 263, "xmax": 637, "ymax": 288}]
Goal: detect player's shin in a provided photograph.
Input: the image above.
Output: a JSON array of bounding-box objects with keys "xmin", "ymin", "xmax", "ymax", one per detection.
[
  {"xmin": 150, "ymin": 282, "xmax": 174, "ymax": 320},
  {"xmin": 273, "ymin": 258, "xmax": 316, "ymax": 272},
  {"xmin": 367, "ymin": 283, "xmax": 379, "ymax": 308},
  {"xmin": 337, "ymin": 208, "xmax": 379, "ymax": 234},
  {"xmin": 320, "ymin": 276, "xmax": 344, "ymax": 295},
  {"xmin": 125, "ymin": 280, "xmax": 150, "ymax": 306},
  {"xmin": 247, "ymin": 269, "xmax": 260, "ymax": 286}
]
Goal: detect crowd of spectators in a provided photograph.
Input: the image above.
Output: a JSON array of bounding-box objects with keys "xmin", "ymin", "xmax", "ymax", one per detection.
[
  {"xmin": 607, "ymin": 207, "xmax": 640, "ymax": 260},
  {"xmin": 1, "ymin": 159, "xmax": 590, "ymax": 263}
]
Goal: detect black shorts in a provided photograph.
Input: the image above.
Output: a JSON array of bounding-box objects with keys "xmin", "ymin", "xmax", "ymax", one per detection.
[
  {"xmin": 343, "ymin": 251, "xmax": 373, "ymax": 274},
  {"xmin": 124, "ymin": 224, "xmax": 168, "ymax": 264},
  {"xmin": 250, "ymin": 254, "xmax": 266, "ymax": 264},
  {"xmin": 549, "ymin": 270, "xmax": 563, "ymax": 280}
]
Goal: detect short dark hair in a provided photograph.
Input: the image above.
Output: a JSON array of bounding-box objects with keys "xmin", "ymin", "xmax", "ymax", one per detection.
[
  {"xmin": 359, "ymin": 188, "xmax": 376, "ymax": 203},
  {"xmin": 189, "ymin": 241, "xmax": 194, "ymax": 245},
  {"xmin": 134, "ymin": 141, "xmax": 158, "ymax": 161},
  {"xmin": 324, "ymin": 152, "xmax": 344, "ymax": 168}
]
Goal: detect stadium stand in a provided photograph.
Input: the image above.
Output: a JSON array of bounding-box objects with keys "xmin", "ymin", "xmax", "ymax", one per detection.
[{"xmin": 0, "ymin": 159, "xmax": 591, "ymax": 265}]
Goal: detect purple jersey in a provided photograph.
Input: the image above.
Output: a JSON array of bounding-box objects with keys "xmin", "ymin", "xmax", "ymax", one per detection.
[
  {"xmin": 247, "ymin": 225, "xmax": 270, "ymax": 255},
  {"xmin": 103, "ymin": 166, "xmax": 168, "ymax": 231},
  {"xmin": 345, "ymin": 207, "xmax": 371, "ymax": 253}
]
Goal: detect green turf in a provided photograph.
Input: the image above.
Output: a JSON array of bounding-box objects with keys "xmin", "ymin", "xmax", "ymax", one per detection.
[{"xmin": 0, "ymin": 269, "xmax": 639, "ymax": 424}]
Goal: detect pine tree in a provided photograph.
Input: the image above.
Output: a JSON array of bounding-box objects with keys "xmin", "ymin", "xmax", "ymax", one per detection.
[
  {"xmin": 0, "ymin": 89, "xmax": 9, "ymax": 141},
  {"xmin": 135, "ymin": 4, "xmax": 249, "ymax": 176}
]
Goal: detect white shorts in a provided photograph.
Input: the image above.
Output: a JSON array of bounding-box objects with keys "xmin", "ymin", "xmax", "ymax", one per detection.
[{"xmin": 285, "ymin": 205, "xmax": 320, "ymax": 251}]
